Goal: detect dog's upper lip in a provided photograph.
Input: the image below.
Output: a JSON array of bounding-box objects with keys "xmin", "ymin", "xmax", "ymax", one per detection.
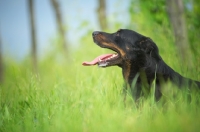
[{"xmin": 93, "ymin": 36, "xmax": 121, "ymax": 55}]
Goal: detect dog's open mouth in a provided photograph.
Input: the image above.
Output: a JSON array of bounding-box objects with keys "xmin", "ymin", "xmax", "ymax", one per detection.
[{"xmin": 82, "ymin": 53, "xmax": 119, "ymax": 67}]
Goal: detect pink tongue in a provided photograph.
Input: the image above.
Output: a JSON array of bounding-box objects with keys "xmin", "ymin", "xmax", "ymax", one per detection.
[{"xmin": 82, "ymin": 54, "xmax": 113, "ymax": 66}]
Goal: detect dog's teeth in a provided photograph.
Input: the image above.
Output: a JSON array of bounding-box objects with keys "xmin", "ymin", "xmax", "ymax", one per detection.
[
  {"xmin": 98, "ymin": 62, "xmax": 108, "ymax": 67},
  {"xmin": 111, "ymin": 54, "xmax": 118, "ymax": 58},
  {"xmin": 99, "ymin": 58, "xmax": 102, "ymax": 62}
]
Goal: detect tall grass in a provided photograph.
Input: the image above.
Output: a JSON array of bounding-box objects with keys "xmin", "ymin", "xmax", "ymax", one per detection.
[{"xmin": 0, "ymin": 34, "xmax": 200, "ymax": 132}]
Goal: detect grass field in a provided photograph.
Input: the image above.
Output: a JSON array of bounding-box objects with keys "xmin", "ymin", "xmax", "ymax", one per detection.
[{"xmin": 1, "ymin": 34, "xmax": 200, "ymax": 132}]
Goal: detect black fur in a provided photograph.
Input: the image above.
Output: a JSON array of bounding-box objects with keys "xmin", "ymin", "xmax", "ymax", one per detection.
[{"xmin": 92, "ymin": 29, "xmax": 200, "ymax": 101}]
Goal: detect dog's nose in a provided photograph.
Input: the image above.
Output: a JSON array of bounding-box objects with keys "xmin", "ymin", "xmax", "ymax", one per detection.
[{"xmin": 92, "ymin": 31, "xmax": 100, "ymax": 37}]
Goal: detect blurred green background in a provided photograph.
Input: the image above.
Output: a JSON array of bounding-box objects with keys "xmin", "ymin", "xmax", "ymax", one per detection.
[{"xmin": 0, "ymin": 0, "xmax": 200, "ymax": 131}]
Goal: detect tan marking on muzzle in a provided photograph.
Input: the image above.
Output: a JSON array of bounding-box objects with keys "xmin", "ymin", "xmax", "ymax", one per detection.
[
  {"xmin": 102, "ymin": 42, "xmax": 126, "ymax": 57},
  {"xmin": 95, "ymin": 34, "xmax": 126, "ymax": 57}
]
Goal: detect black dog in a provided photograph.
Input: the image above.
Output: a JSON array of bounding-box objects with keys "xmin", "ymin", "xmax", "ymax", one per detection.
[{"xmin": 82, "ymin": 29, "xmax": 200, "ymax": 101}]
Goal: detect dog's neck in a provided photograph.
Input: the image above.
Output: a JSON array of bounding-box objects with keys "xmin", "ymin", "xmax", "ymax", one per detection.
[
  {"xmin": 123, "ymin": 57, "xmax": 196, "ymax": 88},
  {"xmin": 122, "ymin": 60, "xmax": 140, "ymax": 85},
  {"xmin": 122, "ymin": 56, "xmax": 172, "ymax": 87}
]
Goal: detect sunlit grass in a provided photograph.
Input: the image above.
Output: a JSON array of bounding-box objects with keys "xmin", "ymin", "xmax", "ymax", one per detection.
[{"xmin": 0, "ymin": 34, "xmax": 200, "ymax": 132}]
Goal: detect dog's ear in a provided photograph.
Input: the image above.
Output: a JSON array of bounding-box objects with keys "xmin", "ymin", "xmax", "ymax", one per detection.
[{"xmin": 135, "ymin": 37, "xmax": 161, "ymax": 61}]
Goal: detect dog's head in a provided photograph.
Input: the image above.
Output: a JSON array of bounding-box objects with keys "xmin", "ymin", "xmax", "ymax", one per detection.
[{"xmin": 82, "ymin": 29, "xmax": 161, "ymax": 68}]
